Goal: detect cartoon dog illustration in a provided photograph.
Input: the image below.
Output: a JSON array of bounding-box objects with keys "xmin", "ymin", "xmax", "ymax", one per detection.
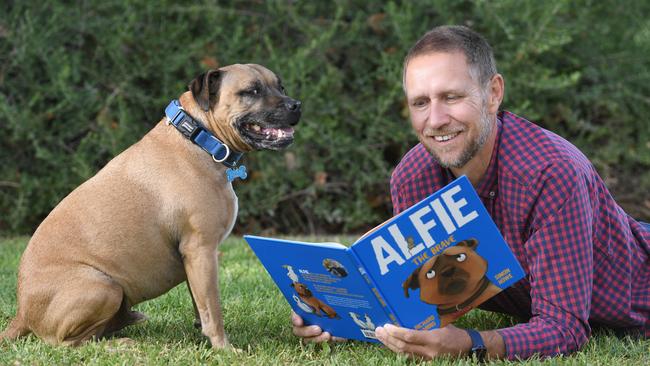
[
  {"xmin": 322, "ymin": 259, "xmax": 347, "ymax": 277},
  {"xmin": 349, "ymin": 312, "xmax": 375, "ymax": 330},
  {"xmin": 282, "ymin": 264, "xmax": 300, "ymax": 283},
  {"xmin": 292, "ymin": 294, "xmax": 315, "ymax": 313},
  {"xmin": 291, "ymin": 282, "xmax": 339, "ymax": 319},
  {"xmin": 402, "ymin": 238, "xmax": 502, "ymax": 326}
]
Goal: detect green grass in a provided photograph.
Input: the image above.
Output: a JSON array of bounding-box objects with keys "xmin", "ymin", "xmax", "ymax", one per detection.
[{"xmin": 1, "ymin": 236, "xmax": 647, "ymax": 365}]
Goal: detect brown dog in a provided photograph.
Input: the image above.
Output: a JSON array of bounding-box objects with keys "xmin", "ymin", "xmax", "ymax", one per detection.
[
  {"xmin": 290, "ymin": 283, "xmax": 339, "ymax": 319},
  {"xmin": 0, "ymin": 64, "xmax": 300, "ymax": 348},
  {"xmin": 402, "ymin": 238, "xmax": 501, "ymax": 326}
]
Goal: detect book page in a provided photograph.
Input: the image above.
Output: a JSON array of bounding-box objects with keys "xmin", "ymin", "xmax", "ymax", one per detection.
[{"xmin": 245, "ymin": 235, "xmax": 394, "ymax": 342}]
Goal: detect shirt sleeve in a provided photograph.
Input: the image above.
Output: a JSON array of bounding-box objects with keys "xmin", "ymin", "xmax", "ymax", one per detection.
[{"xmin": 497, "ymin": 160, "xmax": 594, "ymax": 359}]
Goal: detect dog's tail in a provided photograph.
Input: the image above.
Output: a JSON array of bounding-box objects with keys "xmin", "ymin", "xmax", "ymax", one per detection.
[{"xmin": 0, "ymin": 317, "xmax": 31, "ymax": 342}]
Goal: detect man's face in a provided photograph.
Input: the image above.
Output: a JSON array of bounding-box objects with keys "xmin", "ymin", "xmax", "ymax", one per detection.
[{"xmin": 404, "ymin": 51, "xmax": 493, "ymax": 169}]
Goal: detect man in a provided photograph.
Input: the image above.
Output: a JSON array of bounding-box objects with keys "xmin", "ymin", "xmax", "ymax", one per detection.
[{"xmin": 292, "ymin": 25, "xmax": 650, "ymax": 360}]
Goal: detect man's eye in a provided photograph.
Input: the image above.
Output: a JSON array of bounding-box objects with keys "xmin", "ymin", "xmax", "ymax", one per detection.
[
  {"xmin": 412, "ymin": 99, "xmax": 427, "ymax": 108},
  {"xmin": 445, "ymin": 95, "xmax": 460, "ymax": 102}
]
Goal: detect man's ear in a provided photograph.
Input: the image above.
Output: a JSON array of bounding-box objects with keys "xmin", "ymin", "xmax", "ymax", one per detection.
[
  {"xmin": 188, "ymin": 69, "xmax": 223, "ymax": 111},
  {"xmin": 486, "ymin": 73, "xmax": 504, "ymax": 115}
]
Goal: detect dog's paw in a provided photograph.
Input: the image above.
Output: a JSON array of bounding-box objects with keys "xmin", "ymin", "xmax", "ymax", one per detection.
[
  {"xmin": 128, "ymin": 311, "xmax": 148, "ymax": 325},
  {"xmin": 209, "ymin": 336, "xmax": 231, "ymax": 349}
]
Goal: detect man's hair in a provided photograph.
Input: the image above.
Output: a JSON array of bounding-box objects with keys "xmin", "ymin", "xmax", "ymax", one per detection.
[{"xmin": 403, "ymin": 25, "xmax": 497, "ymax": 88}]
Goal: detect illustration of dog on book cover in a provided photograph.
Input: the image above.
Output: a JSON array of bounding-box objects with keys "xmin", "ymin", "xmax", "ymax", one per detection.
[{"xmin": 402, "ymin": 237, "xmax": 501, "ymax": 326}]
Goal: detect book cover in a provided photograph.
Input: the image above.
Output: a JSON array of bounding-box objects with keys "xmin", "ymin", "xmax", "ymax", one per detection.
[{"xmin": 244, "ymin": 175, "xmax": 525, "ymax": 342}]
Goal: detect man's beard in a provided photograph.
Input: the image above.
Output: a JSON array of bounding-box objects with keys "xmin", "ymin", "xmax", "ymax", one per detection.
[{"xmin": 421, "ymin": 105, "xmax": 493, "ymax": 169}]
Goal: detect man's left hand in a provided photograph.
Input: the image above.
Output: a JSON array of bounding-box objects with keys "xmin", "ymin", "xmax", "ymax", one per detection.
[{"xmin": 375, "ymin": 323, "xmax": 472, "ymax": 360}]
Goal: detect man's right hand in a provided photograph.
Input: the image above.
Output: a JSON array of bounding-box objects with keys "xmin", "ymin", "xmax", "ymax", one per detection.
[{"xmin": 291, "ymin": 311, "xmax": 348, "ymax": 343}]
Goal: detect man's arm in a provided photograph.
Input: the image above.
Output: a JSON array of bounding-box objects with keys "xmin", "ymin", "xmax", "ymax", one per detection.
[
  {"xmin": 495, "ymin": 161, "xmax": 595, "ymax": 359},
  {"xmin": 375, "ymin": 324, "xmax": 506, "ymax": 360}
]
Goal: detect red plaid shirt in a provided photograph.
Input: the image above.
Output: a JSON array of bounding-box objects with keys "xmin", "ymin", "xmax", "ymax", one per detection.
[{"xmin": 390, "ymin": 111, "xmax": 650, "ymax": 359}]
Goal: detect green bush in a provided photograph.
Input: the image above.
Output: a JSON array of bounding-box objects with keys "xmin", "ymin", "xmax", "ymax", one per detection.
[{"xmin": 1, "ymin": 0, "xmax": 649, "ymax": 235}]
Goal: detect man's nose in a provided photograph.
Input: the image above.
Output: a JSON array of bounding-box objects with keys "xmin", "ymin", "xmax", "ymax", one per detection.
[{"xmin": 426, "ymin": 101, "xmax": 451, "ymax": 129}]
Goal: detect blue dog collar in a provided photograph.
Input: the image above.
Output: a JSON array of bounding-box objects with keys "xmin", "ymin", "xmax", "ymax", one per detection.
[{"xmin": 165, "ymin": 100, "xmax": 246, "ymax": 181}]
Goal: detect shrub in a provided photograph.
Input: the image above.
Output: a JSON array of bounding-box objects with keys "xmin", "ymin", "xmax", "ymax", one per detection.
[{"xmin": 1, "ymin": 0, "xmax": 648, "ymax": 235}]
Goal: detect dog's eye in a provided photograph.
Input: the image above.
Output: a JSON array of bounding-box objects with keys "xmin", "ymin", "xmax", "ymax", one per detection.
[
  {"xmin": 456, "ymin": 253, "xmax": 467, "ymax": 262},
  {"xmin": 426, "ymin": 269, "xmax": 436, "ymax": 279},
  {"xmin": 241, "ymin": 88, "xmax": 260, "ymax": 97}
]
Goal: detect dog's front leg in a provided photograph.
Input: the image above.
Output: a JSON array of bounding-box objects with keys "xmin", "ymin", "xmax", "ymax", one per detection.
[
  {"xmin": 181, "ymin": 241, "xmax": 229, "ymax": 349},
  {"xmin": 186, "ymin": 281, "xmax": 202, "ymax": 329}
]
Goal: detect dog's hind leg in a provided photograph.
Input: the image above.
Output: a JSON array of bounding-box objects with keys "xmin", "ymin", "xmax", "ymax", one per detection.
[
  {"xmin": 29, "ymin": 269, "xmax": 124, "ymax": 346},
  {"xmin": 102, "ymin": 297, "xmax": 148, "ymax": 338},
  {"xmin": 0, "ymin": 316, "xmax": 31, "ymax": 341}
]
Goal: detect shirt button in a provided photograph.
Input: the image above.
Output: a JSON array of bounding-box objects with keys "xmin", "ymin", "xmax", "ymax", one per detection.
[{"xmin": 489, "ymin": 191, "xmax": 496, "ymax": 198}]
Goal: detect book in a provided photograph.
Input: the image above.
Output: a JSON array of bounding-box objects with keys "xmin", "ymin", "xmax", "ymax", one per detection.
[{"xmin": 244, "ymin": 175, "xmax": 525, "ymax": 342}]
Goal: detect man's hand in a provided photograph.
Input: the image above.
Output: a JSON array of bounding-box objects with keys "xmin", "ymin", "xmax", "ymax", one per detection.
[
  {"xmin": 375, "ymin": 323, "xmax": 472, "ymax": 360},
  {"xmin": 291, "ymin": 311, "xmax": 347, "ymax": 343}
]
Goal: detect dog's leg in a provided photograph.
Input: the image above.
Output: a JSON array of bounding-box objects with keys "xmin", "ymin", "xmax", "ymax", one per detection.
[
  {"xmin": 30, "ymin": 270, "xmax": 124, "ymax": 346},
  {"xmin": 186, "ymin": 281, "xmax": 202, "ymax": 329},
  {"xmin": 181, "ymin": 241, "xmax": 229, "ymax": 349},
  {"xmin": 102, "ymin": 297, "xmax": 148, "ymax": 337},
  {"xmin": 0, "ymin": 316, "xmax": 31, "ymax": 341}
]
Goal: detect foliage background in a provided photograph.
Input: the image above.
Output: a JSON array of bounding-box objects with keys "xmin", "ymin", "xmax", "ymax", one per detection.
[{"xmin": 1, "ymin": 0, "xmax": 649, "ymax": 235}]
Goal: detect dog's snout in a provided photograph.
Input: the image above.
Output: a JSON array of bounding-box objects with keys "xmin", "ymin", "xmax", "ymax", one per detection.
[
  {"xmin": 284, "ymin": 99, "xmax": 301, "ymax": 112},
  {"xmin": 441, "ymin": 267, "xmax": 456, "ymax": 277}
]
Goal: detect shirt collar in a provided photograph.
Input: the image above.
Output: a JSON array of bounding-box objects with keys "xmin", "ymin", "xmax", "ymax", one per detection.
[{"xmin": 474, "ymin": 113, "xmax": 503, "ymax": 199}]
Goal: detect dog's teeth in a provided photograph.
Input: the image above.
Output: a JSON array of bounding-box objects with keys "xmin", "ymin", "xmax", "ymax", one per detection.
[{"xmin": 252, "ymin": 124, "xmax": 261, "ymax": 132}]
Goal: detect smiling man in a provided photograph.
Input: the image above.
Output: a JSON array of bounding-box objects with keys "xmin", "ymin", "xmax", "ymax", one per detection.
[{"xmin": 292, "ymin": 25, "xmax": 650, "ymax": 360}]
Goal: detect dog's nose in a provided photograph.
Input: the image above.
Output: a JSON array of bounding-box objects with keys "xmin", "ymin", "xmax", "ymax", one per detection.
[{"xmin": 285, "ymin": 99, "xmax": 301, "ymax": 112}]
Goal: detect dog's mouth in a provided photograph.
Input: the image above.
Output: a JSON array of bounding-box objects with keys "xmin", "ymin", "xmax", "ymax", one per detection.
[
  {"xmin": 237, "ymin": 120, "xmax": 296, "ymax": 150},
  {"xmin": 242, "ymin": 122, "xmax": 295, "ymax": 142}
]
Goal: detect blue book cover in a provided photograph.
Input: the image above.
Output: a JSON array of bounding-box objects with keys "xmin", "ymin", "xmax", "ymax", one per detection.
[{"xmin": 244, "ymin": 175, "xmax": 525, "ymax": 342}]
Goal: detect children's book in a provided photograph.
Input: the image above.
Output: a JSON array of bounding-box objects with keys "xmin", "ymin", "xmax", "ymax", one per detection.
[{"xmin": 244, "ymin": 175, "xmax": 525, "ymax": 342}]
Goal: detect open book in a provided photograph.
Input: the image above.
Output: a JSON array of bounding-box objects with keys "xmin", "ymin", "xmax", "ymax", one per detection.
[{"xmin": 244, "ymin": 175, "xmax": 525, "ymax": 342}]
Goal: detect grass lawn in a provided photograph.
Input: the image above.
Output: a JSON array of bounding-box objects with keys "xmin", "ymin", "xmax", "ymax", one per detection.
[{"xmin": 1, "ymin": 236, "xmax": 647, "ymax": 365}]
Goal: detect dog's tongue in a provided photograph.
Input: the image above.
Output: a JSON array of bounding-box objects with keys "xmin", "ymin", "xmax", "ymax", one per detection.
[{"xmin": 262, "ymin": 126, "xmax": 294, "ymax": 140}]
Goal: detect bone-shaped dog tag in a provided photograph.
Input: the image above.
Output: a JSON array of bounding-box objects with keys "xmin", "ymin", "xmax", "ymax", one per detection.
[{"xmin": 226, "ymin": 165, "xmax": 247, "ymax": 182}]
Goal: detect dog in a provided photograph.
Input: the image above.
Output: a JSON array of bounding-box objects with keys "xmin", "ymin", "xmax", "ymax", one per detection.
[
  {"xmin": 323, "ymin": 258, "xmax": 347, "ymax": 277},
  {"xmin": 402, "ymin": 238, "xmax": 501, "ymax": 326},
  {"xmin": 290, "ymin": 283, "xmax": 339, "ymax": 319},
  {"xmin": 0, "ymin": 64, "xmax": 301, "ymax": 349}
]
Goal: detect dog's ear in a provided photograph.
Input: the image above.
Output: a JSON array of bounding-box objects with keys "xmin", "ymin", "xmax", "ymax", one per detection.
[
  {"xmin": 402, "ymin": 267, "xmax": 421, "ymax": 298},
  {"xmin": 189, "ymin": 69, "xmax": 223, "ymax": 111},
  {"xmin": 457, "ymin": 238, "xmax": 479, "ymax": 250}
]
